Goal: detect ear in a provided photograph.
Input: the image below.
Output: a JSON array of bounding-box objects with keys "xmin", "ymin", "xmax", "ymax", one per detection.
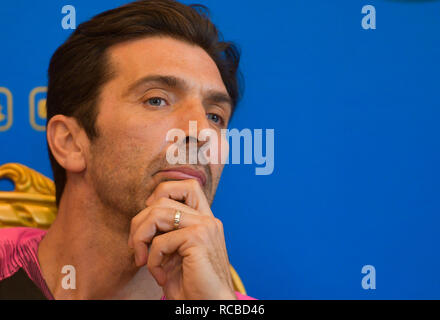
[{"xmin": 47, "ymin": 115, "xmax": 88, "ymax": 173}]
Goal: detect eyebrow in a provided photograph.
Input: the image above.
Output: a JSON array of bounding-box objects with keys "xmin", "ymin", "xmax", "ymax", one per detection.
[
  {"xmin": 126, "ymin": 75, "xmax": 186, "ymax": 94},
  {"xmin": 125, "ymin": 74, "xmax": 233, "ymax": 110}
]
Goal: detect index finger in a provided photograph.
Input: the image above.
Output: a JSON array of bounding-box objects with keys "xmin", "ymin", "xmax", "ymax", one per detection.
[{"xmin": 146, "ymin": 179, "xmax": 212, "ymax": 216}]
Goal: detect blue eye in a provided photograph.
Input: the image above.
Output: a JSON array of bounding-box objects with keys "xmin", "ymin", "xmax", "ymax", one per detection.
[
  {"xmin": 146, "ymin": 97, "xmax": 167, "ymax": 107},
  {"xmin": 207, "ymin": 113, "xmax": 224, "ymax": 125}
]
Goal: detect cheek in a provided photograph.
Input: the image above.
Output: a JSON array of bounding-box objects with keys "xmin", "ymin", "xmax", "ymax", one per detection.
[
  {"xmin": 219, "ymin": 133, "xmax": 230, "ymax": 164},
  {"xmin": 91, "ymin": 120, "xmax": 150, "ymax": 171},
  {"xmin": 209, "ymin": 135, "xmax": 228, "ymax": 182},
  {"xmin": 124, "ymin": 112, "xmax": 177, "ymax": 151},
  {"xmin": 103, "ymin": 114, "xmax": 168, "ymax": 159}
]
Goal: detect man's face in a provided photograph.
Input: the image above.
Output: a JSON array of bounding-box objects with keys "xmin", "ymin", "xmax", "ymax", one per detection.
[{"xmin": 86, "ymin": 36, "xmax": 232, "ymax": 219}]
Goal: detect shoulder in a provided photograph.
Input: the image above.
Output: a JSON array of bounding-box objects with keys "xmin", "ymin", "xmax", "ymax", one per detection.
[
  {"xmin": 0, "ymin": 227, "xmax": 46, "ymax": 242},
  {"xmin": 0, "ymin": 227, "xmax": 47, "ymax": 280},
  {"xmin": 0, "ymin": 227, "xmax": 46, "ymax": 243}
]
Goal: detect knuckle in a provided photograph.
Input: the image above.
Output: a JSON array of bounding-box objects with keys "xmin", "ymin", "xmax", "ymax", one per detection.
[
  {"xmin": 186, "ymin": 178, "xmax": 199, "ymax": 189},
  {"xmin": 204, "ymin": 216, "xmax": 219, "ymax": 230},
  {"xmin": 148, "ymin": 207, "xmax": 161, "ymax": 219},
  {"xmin": 132, "ymin": 230, "xmax": 141, "ymax": 243},
  {"xmin": 150, "ymin": 236, "xmax": 161, "ymax": 252},
  {"xmin": 214, "ymin": 218, "xmax": 223, "ymax": 230},
  {"xmin": 207, "ymin": 218, "xmax": 216, "ymax": 229},
  {"xmin": 155, "ymin": 197, "xmax": 169, "ymax": 206},
  {"xmin": 130, "ymin": 206, "xmax": 151, "ymax": 229},
  {"xmin": 130, "ymin": 215, "xmax": 140, "ymax": 230},
  {"xmin": 186, "ymin": 246, "xmax": 203, "ymax": 257},
  {"xmin": 190, "ymin": 179, "xmax": 200, "ymax": 188},
  {"xmin": 155, "ymin": 182, "xmax": 167, "ymax": 193}
]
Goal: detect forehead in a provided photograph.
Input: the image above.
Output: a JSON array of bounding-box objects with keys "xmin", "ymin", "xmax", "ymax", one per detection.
[{"xmin": 107, "ymin": 36, "xmax": 227, "ymax": 93}]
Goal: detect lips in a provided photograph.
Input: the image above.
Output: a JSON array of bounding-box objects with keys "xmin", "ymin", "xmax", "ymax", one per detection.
[{"xmin": 158, "ymin": 166, "xmax": 207, "ymax": 186}]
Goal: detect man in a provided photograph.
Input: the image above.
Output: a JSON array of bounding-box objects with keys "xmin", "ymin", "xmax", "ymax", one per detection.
[{"xmin": 0, "ymin": 0, "xmax": 254, "ymax": 299}]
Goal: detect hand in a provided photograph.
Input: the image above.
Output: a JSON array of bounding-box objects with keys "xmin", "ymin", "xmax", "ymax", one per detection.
[{"xmin": 128, "ymin": 179, "xmax": 236, "ymax": 300}]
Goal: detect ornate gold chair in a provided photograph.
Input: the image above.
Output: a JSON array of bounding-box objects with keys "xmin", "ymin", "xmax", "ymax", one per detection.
[{"xmin": 0, "ymin": 162, "xmax": 247, "ymax": 295}]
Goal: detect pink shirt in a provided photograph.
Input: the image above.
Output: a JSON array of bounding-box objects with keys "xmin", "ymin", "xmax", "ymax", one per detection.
[{"xmin": 0, "ymin": 227, "xmax": 255, "ymax": 300}]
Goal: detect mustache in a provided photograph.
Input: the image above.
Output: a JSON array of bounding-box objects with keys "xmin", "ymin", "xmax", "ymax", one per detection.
[
  {"xmin": 148, "ymin": 154, "xmax": 213, "ymax": 188},
  {"xmin": 158, "ymin": 135, "xmax": 213, "ymax": 185}
]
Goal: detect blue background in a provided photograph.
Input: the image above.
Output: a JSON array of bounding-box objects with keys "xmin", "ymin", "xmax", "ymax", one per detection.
[{"xmin": 1, "ymin": 0, "xmax": 439, "ymax": 299}]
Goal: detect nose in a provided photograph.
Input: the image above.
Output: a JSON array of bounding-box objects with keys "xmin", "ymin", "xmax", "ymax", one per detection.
[{"xmin": 177, "ymin": 99, "xmax": 211, "ymax": 150}]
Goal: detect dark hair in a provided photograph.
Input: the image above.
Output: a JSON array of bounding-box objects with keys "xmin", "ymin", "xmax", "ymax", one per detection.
[{"xmin": 46, "ymin": 0, "xmax": 243, "ymax": 207}]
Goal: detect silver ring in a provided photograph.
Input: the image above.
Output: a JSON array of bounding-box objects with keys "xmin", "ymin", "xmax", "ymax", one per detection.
[{"xmin": 173, "ymin": 210, "xmax": 182, "ymax": 230}]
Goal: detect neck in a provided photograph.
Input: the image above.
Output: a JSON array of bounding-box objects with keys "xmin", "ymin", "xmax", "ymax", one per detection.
[{"xmin": 38, "ymin": 180, "xmax": 163, "ymax": 300}]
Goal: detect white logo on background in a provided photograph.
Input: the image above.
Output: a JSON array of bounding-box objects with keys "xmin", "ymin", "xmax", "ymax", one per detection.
[
  {"xmin": 61, "ymin": 265, "xmax": 76, "ymax": 289},
  {"xmin": 361, "ymin": 265, "xmax": 376, "ymax": 290},
  {"xmin": 166, "ymin": 121, "xmax": 275, "ymax": 176},
  {"xmin": 362, "ymin": 5, "xmax": 376, "ymax": 30},
  {"xmin": 61, "ymin": 5, "xmax": 76, "ymax": 30}
]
